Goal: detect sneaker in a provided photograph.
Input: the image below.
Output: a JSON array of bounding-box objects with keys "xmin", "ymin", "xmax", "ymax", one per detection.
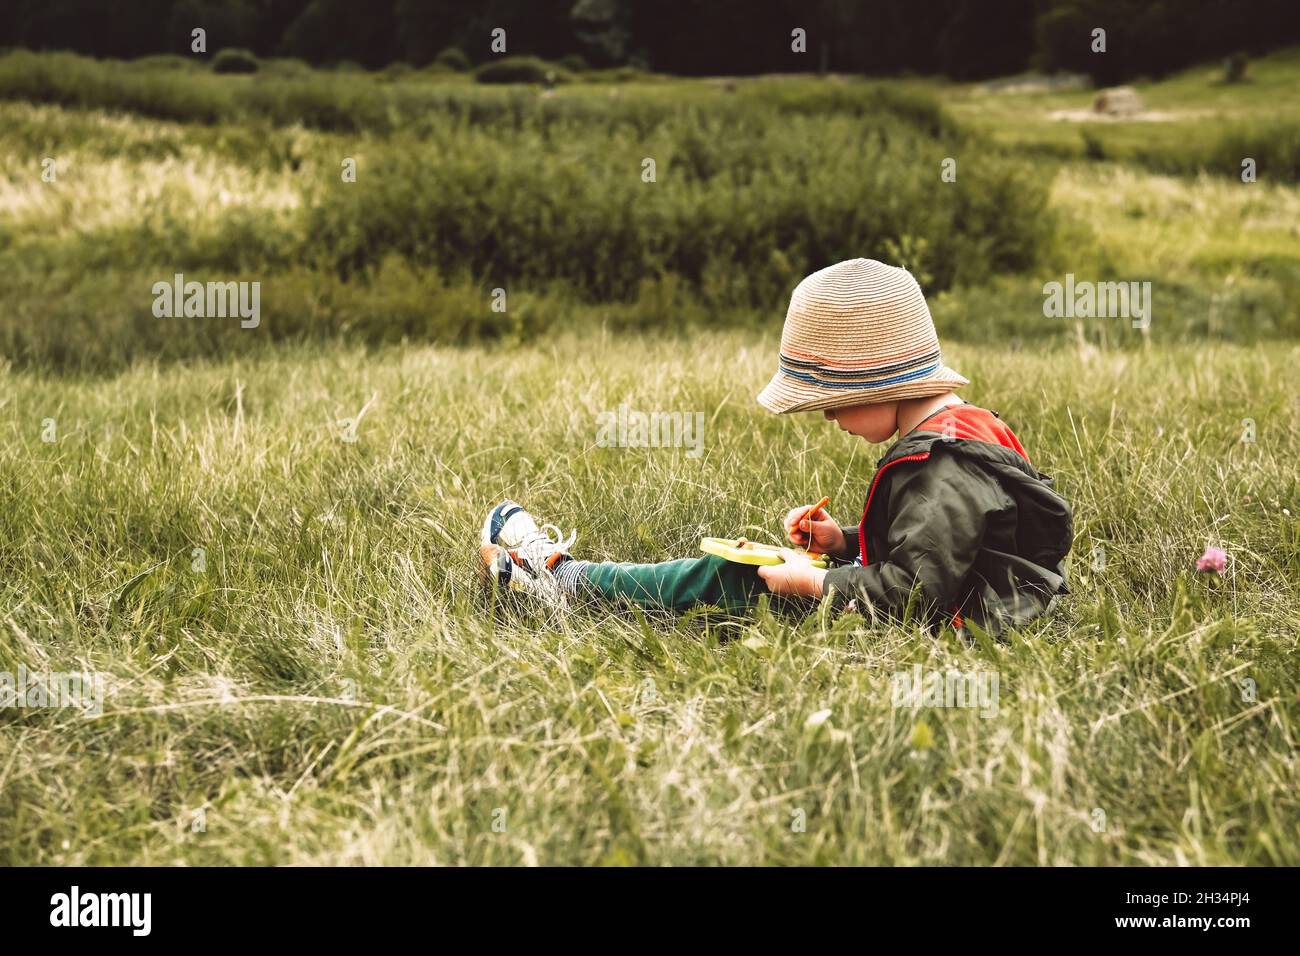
[{"xmin": 479, "ymin": 500, "xmax": 576, "ymax": 604}]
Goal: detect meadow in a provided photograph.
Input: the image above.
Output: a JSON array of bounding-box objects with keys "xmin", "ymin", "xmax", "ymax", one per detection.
[{"xmin": 0, "ymin": 49, "xmax": 1297, "ymax": 865}]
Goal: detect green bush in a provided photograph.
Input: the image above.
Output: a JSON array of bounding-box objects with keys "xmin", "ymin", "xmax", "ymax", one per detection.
[
  {"xmin": 379, "ymin": 62, "xmax": 414, "ymax": 82},
  {"xmin": 260, "ymin": 57, "xmax": 313, "ymax": 77},
  {"xmin": 0, "ymin": 54, "xmax": 1065, "ymax": 370},
  {"xmin": 240, "ymin": 74, "xmax": 390, "ymax": 132},
  {"xmin": 302, "ymin": 106, "xmax": 1051, "ymax": 303},
  {"xmin": 609, "ymin": 65, "xmax": 648, "ymax": 83},
  {"xmin": 212, "ymin": 48, "xmax": 259, "ymax": 74},
  {"xmin": 0, "ymin": 51, "xmax": 232, "ymax": 123},
  {"xmin": 434, "ymin": 47, "xmax": 471, "ymax": 72},
  {"xmin": 1081, "ymin": 129, "xmax": 1107, "ymax": 161},
  {"xmin": 126, "ymin": 54, "xmax": 200, "ymax": 72},
  {"xmin": 558, "ymin": 54, "xmax": 589, "ymax": 73},
  {"xmin": 0, "ymin": 51, "xmax": 958, "ymax": 142},
  {"xmin": 1211, "ymin": 122, "xmax": 1300, "ymax": 181},
  {"xmin": 474, "ymin": 56, "xmax": 565, "ymax": 85}
]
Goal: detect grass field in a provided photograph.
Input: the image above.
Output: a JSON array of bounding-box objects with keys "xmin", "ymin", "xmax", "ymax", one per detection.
[
  {"xmin": 1, "ymin": 49, "xmax": 1298, "ymax": 865},
  {"xmin": 946, "ymin": 46, "xmax": 1300, "ymax": 175},
  {"xmin": 2, "ymin": 336, "xmax": 1297, "ymax": 864}
]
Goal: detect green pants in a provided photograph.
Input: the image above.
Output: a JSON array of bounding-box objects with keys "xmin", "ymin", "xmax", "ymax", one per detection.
[{"xmin": 579, "ymin": 555, "xmax": 768, "ymax": 613}]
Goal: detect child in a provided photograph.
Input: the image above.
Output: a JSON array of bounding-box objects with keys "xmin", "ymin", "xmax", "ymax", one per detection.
[{"xmin": 479, "ymin": 258, "xmax": 1072, "ymax": 635}]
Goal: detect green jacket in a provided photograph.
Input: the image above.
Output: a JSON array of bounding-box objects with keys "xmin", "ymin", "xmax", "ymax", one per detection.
[{"xmin": 822, "ymin": 427, "xmax": 1072, "ymax": 635}]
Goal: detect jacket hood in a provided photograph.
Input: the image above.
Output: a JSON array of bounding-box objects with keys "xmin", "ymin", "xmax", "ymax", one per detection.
[{"xmin": 881, "ymin": 431, "xmax": 1074, "ymax": 576}]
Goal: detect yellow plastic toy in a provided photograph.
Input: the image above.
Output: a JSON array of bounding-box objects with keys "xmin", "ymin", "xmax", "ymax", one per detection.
[{"xmin": 699, "ymin": 538, "xmax": 829, "ymax": 569}]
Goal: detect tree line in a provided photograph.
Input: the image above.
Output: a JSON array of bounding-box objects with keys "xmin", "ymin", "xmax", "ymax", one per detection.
[{"xmin": 2, "ymin": 0, "xmax": 1297, "ymax": 82}]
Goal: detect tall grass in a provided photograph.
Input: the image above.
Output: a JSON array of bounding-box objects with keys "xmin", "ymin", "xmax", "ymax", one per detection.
[
  {"xmin": 0, "ymin": 51, "xmax": 961, "ymax": 137},
  {"xmin": 946, "ymin": 46, "xmax": 1300, "ymax": 181},
  {"xmin": 0, "ymin": 334, "xmax": 1295, "ymax": 864}
]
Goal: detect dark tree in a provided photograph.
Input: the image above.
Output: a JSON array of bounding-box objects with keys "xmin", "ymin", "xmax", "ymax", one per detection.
[{"xmin": 1, "ymin": 0, "xmax": 1297, "ymax": 82}]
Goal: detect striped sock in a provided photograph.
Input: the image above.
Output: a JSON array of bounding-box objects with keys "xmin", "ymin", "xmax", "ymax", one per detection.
[{"xmin": 553, "ymin": 558, "xmax": 590, "ymax": 597}]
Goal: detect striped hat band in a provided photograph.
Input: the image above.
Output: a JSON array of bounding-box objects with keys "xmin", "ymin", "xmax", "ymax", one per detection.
[{"xmin": 757, "ymin": 258, "xmax": 968, "ymax": 414}]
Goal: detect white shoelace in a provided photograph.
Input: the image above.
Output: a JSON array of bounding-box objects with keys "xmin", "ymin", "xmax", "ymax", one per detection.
[{"xmin": 517, "ymin": 523, "xmax": 576, "ymax": 573}]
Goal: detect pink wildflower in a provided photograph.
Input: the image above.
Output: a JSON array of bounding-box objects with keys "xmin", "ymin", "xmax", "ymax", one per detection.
[{"xmin": 1196, "ymin": 546, "xmax": 1227, "ymax": 574}]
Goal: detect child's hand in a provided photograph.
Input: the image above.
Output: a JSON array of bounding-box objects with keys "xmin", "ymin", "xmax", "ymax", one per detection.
[
  {"xmin": 757, "ymin": 549, "xmax": 828, "ymax": 598},
  {"xmin": 783, "ymin": 504, "xmax": 847, "ymax": 557}
]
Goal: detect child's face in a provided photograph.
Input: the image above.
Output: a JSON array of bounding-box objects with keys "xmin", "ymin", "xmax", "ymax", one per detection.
[{"xmin": 824, "ymin": 402, "xmax": 899, "ymax": 443}]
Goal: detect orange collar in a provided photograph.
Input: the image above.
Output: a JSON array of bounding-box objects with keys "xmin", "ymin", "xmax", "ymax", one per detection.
[{"xmin": 912, "ymin": 404, "xmax": 1029, "ymax": 462}]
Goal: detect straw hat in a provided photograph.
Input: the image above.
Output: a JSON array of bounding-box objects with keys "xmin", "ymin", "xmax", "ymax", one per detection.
[{"xmin": 756, "ymin": 258, "xmax": 968, "ymax": 414}]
